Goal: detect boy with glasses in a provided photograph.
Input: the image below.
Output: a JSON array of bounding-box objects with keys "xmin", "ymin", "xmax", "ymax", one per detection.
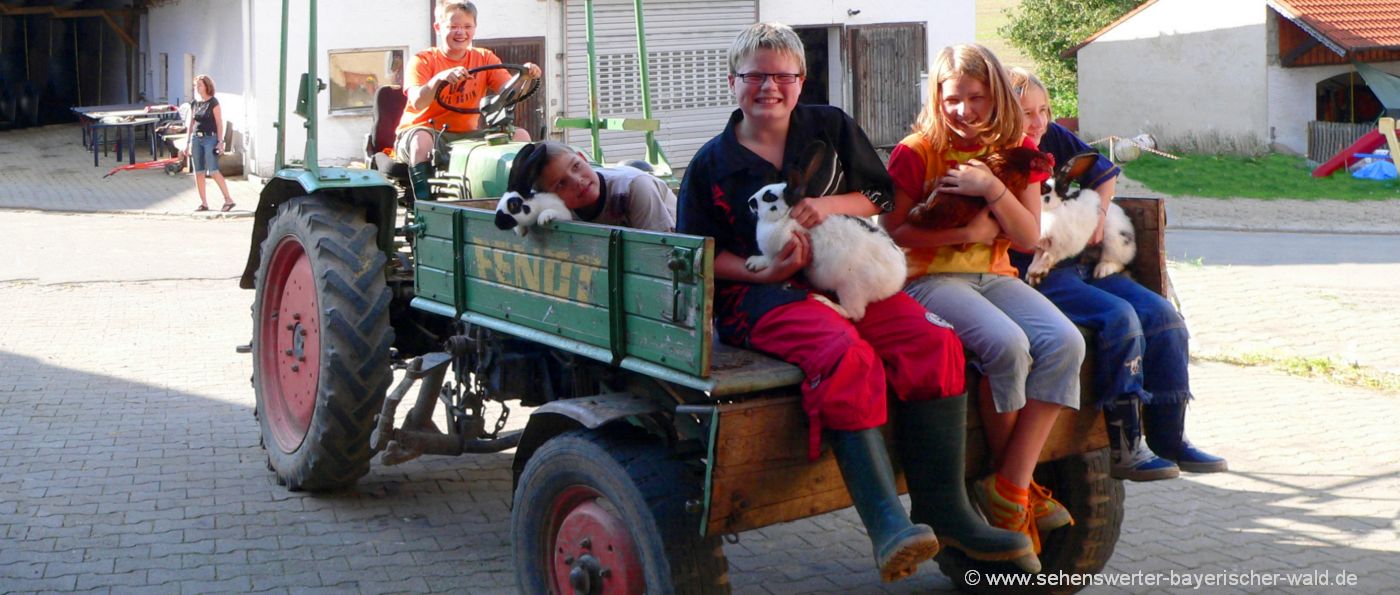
[{"xmin": 395, "ymin": 1, "xmax": 542, "ymax": 202}]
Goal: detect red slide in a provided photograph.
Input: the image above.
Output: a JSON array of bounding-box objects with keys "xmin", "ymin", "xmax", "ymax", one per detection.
[{"xmin": 1312, "ymin": 130, "xmax": 1384, "ymax": 177}]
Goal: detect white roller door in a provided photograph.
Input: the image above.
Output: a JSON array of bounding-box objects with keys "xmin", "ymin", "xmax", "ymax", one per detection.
[{"xmin": 563, "ymin": 0, "xmax": 756, "ymax": 170}]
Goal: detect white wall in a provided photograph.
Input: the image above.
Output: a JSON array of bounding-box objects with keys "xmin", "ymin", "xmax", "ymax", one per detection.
[
  {"xmin": 760, "ymin": 0, "xmax": 971, "ymax": 94},
  {"xmin": 246, "ymin": 0, "xmax": 554, "ymax": 175},
  {"xmin": 1267, "ymin": 61, "xmax": 1400, "ymax": 155},
  {"xmin": 1077, "ymin": 0, "xmax": 1269, "ymax": 149},
  {"xmin": 145, "ymin": 0, "xmax": 247, "ymax": 151}
]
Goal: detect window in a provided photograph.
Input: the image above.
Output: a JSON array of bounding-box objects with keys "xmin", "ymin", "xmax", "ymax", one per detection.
[
  {"xmin": 328, "ymin": 47, "xmax": 407, "ymax": 113},
  {"xmin": 158, "ymin": 53, "xmax": 169, "ymax": 102}
]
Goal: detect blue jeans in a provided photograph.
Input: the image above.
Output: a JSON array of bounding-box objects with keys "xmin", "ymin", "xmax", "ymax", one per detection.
[
  {"xmin": 1035, "ymin": 263, "xmax": 1192, "ymax": 409},
  {"xmin": 191, "ymin": 135, "xmax": 219, "ymax": 174}
]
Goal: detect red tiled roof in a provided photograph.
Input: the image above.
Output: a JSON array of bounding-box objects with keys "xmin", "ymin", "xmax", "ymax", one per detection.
[{"xmin": 1270, "ymin": 0, "xmax": 1400, "ymax": 52}]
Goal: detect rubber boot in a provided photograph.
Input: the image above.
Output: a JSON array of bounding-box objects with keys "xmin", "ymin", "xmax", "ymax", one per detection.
[
  {"xmin": 1143, "ymin": 400, "xmax": 1228, "ymax": 473},
  {"xmin": 408, "ymin": 162, "xmax": 432, "ymax": 203},
  {"xmin": 1104, "ymin": 395, "xmax": 1180, "ymax": 482},
  {"xmin": 893, "ymin": 395, "xmax": 1041, "ymax": 574},
  {"xmin": 829, "ymin": 428, "xmax": 941, "ymax": 583}
]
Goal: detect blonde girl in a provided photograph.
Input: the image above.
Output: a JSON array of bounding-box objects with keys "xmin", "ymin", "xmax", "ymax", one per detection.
[{"xmin": 883, "ymin": 44, "xmax": 1084, "ymax": 565}]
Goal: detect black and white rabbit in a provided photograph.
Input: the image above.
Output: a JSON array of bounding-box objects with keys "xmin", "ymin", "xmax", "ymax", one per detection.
[
  {"xmin": 1027, "ymin": 151, "xmax": 1136, "ymax": 286},
  {"xmin": 744, "ymin": 141, "xmax": 907, "ymax": 321},
  {"xmin": 493, "ymin": 190, "xmax": 573, "ymax": 237}
]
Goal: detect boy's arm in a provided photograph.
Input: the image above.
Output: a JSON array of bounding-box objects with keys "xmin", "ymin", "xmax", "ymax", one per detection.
[{"xmin": 405, "ymin": 55, "xmax": 457, "ymax": 112}]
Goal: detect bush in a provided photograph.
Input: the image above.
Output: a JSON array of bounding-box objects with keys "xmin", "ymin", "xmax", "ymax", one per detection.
[{"xmin": 1000, "ymin": 0, "xmax": 1142, "ymax": 118}]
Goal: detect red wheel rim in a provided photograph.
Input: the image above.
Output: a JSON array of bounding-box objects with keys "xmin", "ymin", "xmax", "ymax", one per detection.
[
  {"xmin": 257, "ymin": 236, "xmax": 321, "ymax": 453},
  {"xmin": 549, "ymin": 486, "xmax": 645, "ymax": 594}
]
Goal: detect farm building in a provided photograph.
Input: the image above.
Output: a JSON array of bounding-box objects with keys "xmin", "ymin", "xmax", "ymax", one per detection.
[
  {"xmin": 1068, "ymin": 0, "xmax": 1400, "ymax": 157},
  {"xmin": 1, "ymin": 0, "xmax": 976, "ymax": 178}
]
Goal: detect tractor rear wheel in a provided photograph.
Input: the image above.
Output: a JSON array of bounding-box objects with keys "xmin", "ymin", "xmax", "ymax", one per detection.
[{"xmin": 252, "ymin": 195, "xmax": 393, "ymax": 491}]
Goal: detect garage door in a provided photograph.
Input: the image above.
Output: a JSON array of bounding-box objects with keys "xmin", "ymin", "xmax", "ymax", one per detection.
[{"xmin": 564, "ymin": 0, "xmax": 756, "ymax": 170}]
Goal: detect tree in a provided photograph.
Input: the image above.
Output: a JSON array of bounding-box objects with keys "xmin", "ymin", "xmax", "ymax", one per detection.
[{"xmin": 1000, "ymin": 0, "xmax": 1142, "ymax": 118}]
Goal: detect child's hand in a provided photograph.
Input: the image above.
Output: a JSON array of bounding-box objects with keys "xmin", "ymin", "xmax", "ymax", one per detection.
[
  {"xmin": 789, "ymin": 197, "xmax": 834, "ymax": 229},
  {"xmin": 964, "ymin": 209, "xmax": 1001, "ymax": 245},
  {"xmin": 939, "ymin": 160, "xmax": 1000, "ymax": 198},
  {"xmin": 765, "ymin": 231, "xmax": 811, "ymax": 282}
]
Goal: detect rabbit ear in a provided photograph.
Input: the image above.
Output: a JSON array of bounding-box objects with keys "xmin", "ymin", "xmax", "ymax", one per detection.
[
  {"xmin": 1053, "ymin": 151, "xmax": 1100, "ymax": 198},
  {"xmin": 784, "ymin": 141, "xmax": 834, "ymax": 205},
  {"xmin": 507, "ymin": 142, "xmax": 545, "ymax": 197}
]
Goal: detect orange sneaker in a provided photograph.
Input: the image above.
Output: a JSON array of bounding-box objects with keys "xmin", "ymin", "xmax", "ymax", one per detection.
[
  {"xmin": 972, "ymin": 475, "xmax": 1042, "ymax": 555},
  {"xmin": 1029, "ymin": 481, "xmax": 1074, "ymax": 533}
]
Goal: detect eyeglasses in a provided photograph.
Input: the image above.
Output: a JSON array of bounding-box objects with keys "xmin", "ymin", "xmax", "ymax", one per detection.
[{"xmin": 735, "ymin": 72, "xmax": 801, "ymax": 85}]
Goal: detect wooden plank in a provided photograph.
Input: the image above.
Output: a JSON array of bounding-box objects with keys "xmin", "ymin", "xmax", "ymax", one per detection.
[
  {"xmin": 706, "ymin": 372, "xmax": 1108, "ymax": 535},
  {"xmin": 1114, "ymin": 196, "xmax": 1166, "ymax": 297}
]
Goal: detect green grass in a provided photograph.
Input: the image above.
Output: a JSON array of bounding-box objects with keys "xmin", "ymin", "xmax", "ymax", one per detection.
[
  {"xmin": 1124, "ymin": 152, "xmax": 1400, "ymax": 201},
  {"xmin": 976, "ymin": 0, "xmax": 1033, "ymax": 71},
  {"xmin": 1200, "ymin": 352, "xmax": 1400, "ymax": 394}
]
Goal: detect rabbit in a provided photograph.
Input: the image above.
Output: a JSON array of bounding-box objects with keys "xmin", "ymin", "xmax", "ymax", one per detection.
[
  {"xmin": 1026, "ymin": 151, "xmax": 1136, "ymax": 286},
  {"xmin": 493, "ymin": 190, "xmax": 573, "ymax": 237},
  {"xmin": 906, "ymin": 146, "xmax": 1051, "ymax": 229},
  {"xmin": 744, "ymin": 141, "xmax": 907, "ymax": 321}
]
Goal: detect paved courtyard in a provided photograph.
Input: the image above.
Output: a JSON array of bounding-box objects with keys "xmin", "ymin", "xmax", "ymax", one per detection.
[{"xmin": 2, "ymin": 124, "xmax": 1399, "ymax": 593}]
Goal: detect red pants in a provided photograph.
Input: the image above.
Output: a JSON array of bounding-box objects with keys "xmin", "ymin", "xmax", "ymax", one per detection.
[{"xmin": 749, "ymin": 292, "xmax": 966, "ymax": 460}]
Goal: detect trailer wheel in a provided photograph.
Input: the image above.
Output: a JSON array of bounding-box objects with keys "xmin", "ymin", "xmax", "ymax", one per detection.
[
  {"xmin": 252, "ymin": 195, "xmax": 393, "ymax": 491},
  {"xmin": 513, "ymin": 430, "xmax": 729, "ymax": 594},
  {"xmin": 936, "ymin": 448, "xmax": 1124, "ymax": 594}
]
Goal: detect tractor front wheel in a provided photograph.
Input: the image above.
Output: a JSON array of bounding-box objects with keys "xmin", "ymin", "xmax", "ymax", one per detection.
[{"xmin": 252, "ymin": 196, "xmax": 393, "ymax": 491}]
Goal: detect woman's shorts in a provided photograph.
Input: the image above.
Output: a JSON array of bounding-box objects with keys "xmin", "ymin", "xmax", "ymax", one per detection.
[{"xmin": 191, "ymin": 135, "xmax": 219, "ymax": 174}]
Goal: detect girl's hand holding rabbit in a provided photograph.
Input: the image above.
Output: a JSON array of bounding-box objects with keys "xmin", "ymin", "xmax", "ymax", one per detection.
[{"xmin": 939, "ymin": 159, "xmax": 1005, "ymax": 202}]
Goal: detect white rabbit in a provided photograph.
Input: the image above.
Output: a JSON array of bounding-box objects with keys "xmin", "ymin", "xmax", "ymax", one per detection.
[
  {"xmin": 492, "ymin": 190, "xmax": 574, "ymax": 237},
  {"xmin": 744, "ymin": 141, "xmax": 907, "ymax": 321},
  {"xmin": 1027, "ymin": 151, "xmax": 1136, "ymax": 286}
]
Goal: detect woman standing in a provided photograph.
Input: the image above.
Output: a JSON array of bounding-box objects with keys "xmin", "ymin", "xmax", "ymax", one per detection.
[{"xmin": 183, "ymin": 75, "xmax": 235, "ymax": 212}]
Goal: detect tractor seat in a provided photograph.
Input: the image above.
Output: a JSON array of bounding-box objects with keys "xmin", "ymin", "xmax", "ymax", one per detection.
[{"xmin": 366, "ymin": 85, "xmax": 408, "ymax": 180}]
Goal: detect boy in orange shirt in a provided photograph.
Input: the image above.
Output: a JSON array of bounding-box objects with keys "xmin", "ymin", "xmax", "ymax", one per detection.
[{"xmin": 395, "ymin": 1, "xmax": 541, "ymax": 201}]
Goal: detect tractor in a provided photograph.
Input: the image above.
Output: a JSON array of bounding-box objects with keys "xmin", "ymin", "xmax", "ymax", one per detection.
[{"xmin": 243, "ymin": 0, "xmax": 1140, "ymax": 592}]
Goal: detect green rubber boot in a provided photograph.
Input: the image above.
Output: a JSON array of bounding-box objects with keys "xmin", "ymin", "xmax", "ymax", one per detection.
[
  {"xmin": 893, "ymin": 394, "xmax": 1041, "ymax": 573},
  {"xmin": 408, "ymin": 162, "xmax": 432, "ymax": 202},
  {"xmin": 829, "ymin": 428, "xmax": 941, "ymax": 583}
]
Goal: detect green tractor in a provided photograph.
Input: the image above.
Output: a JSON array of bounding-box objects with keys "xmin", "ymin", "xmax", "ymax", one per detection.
[
  {"xmin": 239, "ymin": 0, "xmax": 675, "ymax": 492},
  {"xmin": 243, "ymin": 0, "xmax": 1138, "ymax": 592}
]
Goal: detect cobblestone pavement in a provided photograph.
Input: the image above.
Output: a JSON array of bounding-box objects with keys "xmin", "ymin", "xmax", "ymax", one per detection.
[
  {"xmin": 0, "ymin": 124, "xmax": 261, "ymax": 217},
  {"xmin": 3, "ymin": 123, "xmax": 1399, "ymax": 593}
]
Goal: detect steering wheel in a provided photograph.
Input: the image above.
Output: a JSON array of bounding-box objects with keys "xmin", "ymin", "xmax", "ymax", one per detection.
[{"xmin": 433, "ymin": 63, "xmax": 540, "ymax": 122}]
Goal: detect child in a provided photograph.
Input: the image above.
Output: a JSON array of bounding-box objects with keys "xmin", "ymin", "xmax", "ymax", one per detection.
[
  {"xmin": 1009, "ymin": 67, "xmax": 1227, "ymax": 481},
  {"xmin": 395, "ymin": 1, "xmax": 542, "ymax": 202},
  {"xmin": 506, "ymin": 141, "xmax": 677, "ymax": 231},
  {"xmin": 884, "ymin": 43, "xmax": 1084, "ymax": 563},
  {"xmin": 679, "ymin": 24, "xmax": 1034, "ymax": 581}
]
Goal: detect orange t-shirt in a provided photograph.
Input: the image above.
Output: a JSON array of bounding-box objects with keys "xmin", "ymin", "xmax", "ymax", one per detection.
[
  {"xmin": 396, "ymin": 46, "xmax": 511, "ymax": 134},
  {"xmin": 887, "ymin": 132, "xmax": 1046, "ymax": 279}
]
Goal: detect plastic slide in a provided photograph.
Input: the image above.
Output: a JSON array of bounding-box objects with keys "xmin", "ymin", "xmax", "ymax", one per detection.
[{"xmin": 1312, "ymin": 130, "xmax": 1384, "ymax": 177}]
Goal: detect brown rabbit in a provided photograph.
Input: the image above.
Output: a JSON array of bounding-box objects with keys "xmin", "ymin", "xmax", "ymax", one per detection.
[{"xmin": 905, "ymin": 146, "xmax": 1051, "ymax": 229}]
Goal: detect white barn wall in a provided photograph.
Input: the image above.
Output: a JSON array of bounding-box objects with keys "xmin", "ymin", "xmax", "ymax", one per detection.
[
  {"xmin": 148, "ymin": 0, "xmax": 958, "ymax": 175},
  {"xmin": 145, "ymin": 0, "xmax": 247, "ymax": 151},
  {"xmin": 1267, "ymin": 60, "xmax": 1400, "ymax": 155},
  {"xmin": 759, "ymin": 0, "xmax": 969, "ymax": 92},
  {"xmin": 1078, "ymin": 0, "xmax": 1268, "ymax": 149}
]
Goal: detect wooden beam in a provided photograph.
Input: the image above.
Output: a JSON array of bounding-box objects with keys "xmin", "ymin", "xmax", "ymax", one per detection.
[
  {"xmin": 0, "ymin": 6, "xmax": 56, "ymax": 15},
  {"xmin": 100, "ymin": 10, "xmax": 138, "ymax": 49},
  {"xmin": 1282, "ymin": 36, "xmax": 1321, "ymax": 66}
]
